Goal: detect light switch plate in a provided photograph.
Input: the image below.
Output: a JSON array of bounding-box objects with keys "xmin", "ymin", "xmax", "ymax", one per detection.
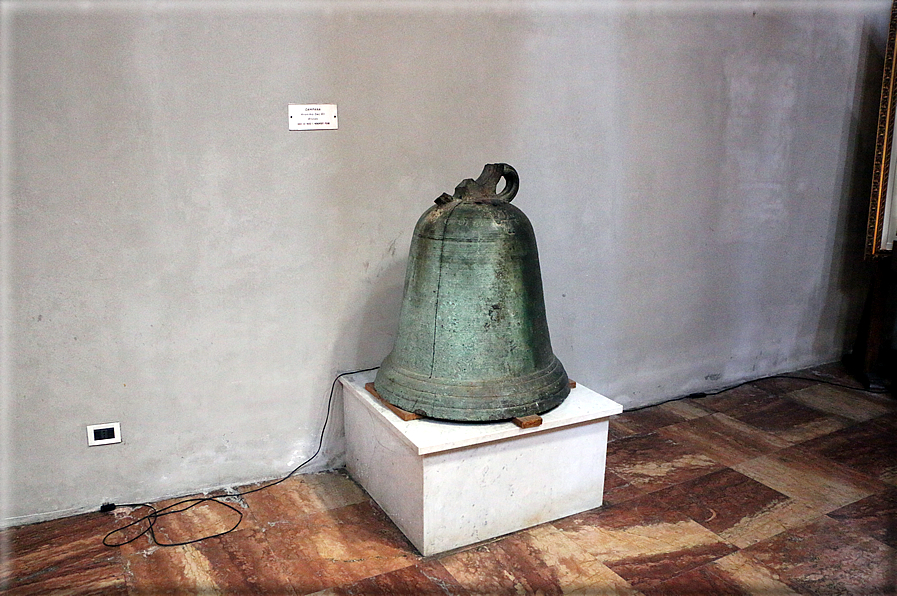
[{"xmin": 289, "ymin": 104, "xmax": 338, "ymax": 130}]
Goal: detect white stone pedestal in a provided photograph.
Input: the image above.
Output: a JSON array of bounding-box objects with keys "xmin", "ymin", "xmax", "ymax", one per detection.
[{"xmin": 340, "ymin": 370, "xmax": 623, "ymax": 556}]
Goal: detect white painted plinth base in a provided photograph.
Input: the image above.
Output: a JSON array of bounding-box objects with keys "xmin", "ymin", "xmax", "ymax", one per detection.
[{"xmin": 340, "ymin": 371, "xmax": 623, "ymax": 556}]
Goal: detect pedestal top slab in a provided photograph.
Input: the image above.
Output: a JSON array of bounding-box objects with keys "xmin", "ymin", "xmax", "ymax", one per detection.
[{"xmin": 340, "ymin": 370, "xmax": 622, "ymax": 455}]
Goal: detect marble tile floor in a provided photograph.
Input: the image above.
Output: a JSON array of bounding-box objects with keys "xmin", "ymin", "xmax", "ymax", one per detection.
[{"xmin": 3, "ymin": 363, "xmax": 895, "ymax": 595}]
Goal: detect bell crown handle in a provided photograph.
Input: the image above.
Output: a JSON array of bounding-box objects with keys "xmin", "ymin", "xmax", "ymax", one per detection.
[
  {"xmin": 450, "ymin": 163, "xmax": 520, "ymax": 203},
  {"xmin": 489, "ymin": 163, "xmax": 519, "ymax": 203}
]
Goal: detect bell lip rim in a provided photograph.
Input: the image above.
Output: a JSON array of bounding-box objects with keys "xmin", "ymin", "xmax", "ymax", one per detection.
[
  {"xmin": 373, "ymin": 357, "xmax": 571, "ymax": 422},
  {"xmin": 372, "ymin": 385, "xmax": 570, "ymax": 423}
]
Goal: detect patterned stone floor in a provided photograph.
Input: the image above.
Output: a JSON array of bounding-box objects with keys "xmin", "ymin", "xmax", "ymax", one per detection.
[{"xmin": 2, "ymin": 363, "xmax": 895, "ymax": 595}]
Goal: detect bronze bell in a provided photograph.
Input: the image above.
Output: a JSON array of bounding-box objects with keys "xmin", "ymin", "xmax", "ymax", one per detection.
[{"xmin": 374, "ymin": 163, "xmax": 569, "ymax": 422}]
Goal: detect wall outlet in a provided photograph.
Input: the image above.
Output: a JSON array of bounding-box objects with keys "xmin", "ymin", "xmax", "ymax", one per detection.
[{"xmin": 87, "ymin": 422, "xmax": 121, "ymax": 446}]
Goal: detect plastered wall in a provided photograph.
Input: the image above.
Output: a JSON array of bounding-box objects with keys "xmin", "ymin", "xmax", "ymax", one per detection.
[{"xmin": 1, "ymin": 0, "xmax": 889, "ymax": 525}]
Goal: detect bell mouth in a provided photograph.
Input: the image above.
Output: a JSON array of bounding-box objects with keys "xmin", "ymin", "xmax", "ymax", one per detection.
[{"xmin": 374, "ymin": 356, "xmax": 570, "ymax": 423}]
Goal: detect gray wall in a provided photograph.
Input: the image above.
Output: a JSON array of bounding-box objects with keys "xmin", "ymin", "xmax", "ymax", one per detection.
[{"xmin": 1, "ymin": 0, "xmax": 889, "ymax": 525}]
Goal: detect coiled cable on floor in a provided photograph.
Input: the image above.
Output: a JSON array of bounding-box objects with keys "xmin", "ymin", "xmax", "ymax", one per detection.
[{"xmin": 102, "ymin": 366, "xmax": 379, "ymax": 548}]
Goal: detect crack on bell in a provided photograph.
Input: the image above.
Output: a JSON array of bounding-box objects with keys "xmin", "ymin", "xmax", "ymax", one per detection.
[{"xmin": 428, "ymin": 199, "xmax": 461, "ymax": 378}]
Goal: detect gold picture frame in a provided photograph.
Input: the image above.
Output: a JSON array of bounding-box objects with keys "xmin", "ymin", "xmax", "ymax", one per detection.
[{"xmin": 867, "ymin": 0, "xmax": 897, "ymax": 258}]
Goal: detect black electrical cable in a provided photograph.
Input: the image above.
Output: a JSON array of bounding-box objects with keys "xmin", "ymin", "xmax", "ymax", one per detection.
[
  {"xmin": 625, "ymin": 372, "xmax": 891, "ymax": 414},
  {"xmin": 103, "ymin": 366, "xmax": 379, "ymax": 548},
  {"xmin": 688, "ymin": 373, "xmax": 891, "ymax": 399}
]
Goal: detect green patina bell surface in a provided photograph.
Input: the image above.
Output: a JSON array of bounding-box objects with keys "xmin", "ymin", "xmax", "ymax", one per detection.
[{"xmin": 374, "ymin": 163, "xmax": 569, "ymax": 422}]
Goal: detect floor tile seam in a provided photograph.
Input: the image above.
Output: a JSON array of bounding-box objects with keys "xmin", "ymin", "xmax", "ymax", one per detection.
[
  {"xmin": 661, "ymin": 413, "xmax": 807, "ymax": 454},
  {"xmin": 244, "ymin": 497, "xmax": 381, "ymax": 530},
  {"xmin": 776, "ymin": 393, "xmax": 872, "ymax": 425},
  {"xmin": 244, "ymin": 505, "xmax": 329, "ymax": 531},
  {"xmin": 572, "ymin": 567, "xmax": 641, "ymax": 595},
  {"xmin": 742, "ymin": 514, "xmax": 897, "ymax": 594},
  {"xmin": 871, "ymin": 412, "xmax": 897, "ymax": 428},
  {"xmin": 4, "ymin": 554, "xmax": 130, "ymax": 593},
  {"xmin": 727, "ymin": 447, "xmax": 835, "ymax": 490},
  {"xmin": 782, "ymin": 379, "xmax": 895, "ymax": 399},
  {"xmin": 805, "ymin": 495, "xmax": 873, "ymax": 522},
  {"xmin": 750, "ymin": 379, "xmax": 820, "ymax": 398},
  {"xmin": 240, "ymin": 494, "xmax": 370, "ymax": 520},
  {"xmin": 790, "ymin": 400, "xmax": 888, "ymax": 426},
  {"xmin": 786, "ymin": 421, "xmax": 875, "ymax": 450},
  {"xmin": 607, "ymin": 429, "xmax": 666, "ymax": 442},
  {"xmin": 123, "ymin": 523, "xmax": 309, "ymax": 596},
  {"xmin": 126, "ymin": 520, "xmax": 257, "ymax": 549},
  {"xmin": 422, "ymin": 536, "xmax": 504, "ymax": 562},
  {"xmin": 652, "ymin": 427, "xmax": 795, "ymax": 470},
  {"xmin": 122, "ymin": 541, "xmax": 222, "ymax": 594},
  {"xmin": 734, "ymin": 444, "xmax": 866, "ymax": 489},
  {"xmin": 607, "ymin": 427, "xmax": 732, "ymax": 456},
  {"xmin": 522, "ymin": 521, "xmax": 635, "ymax": 589},
  {"xmin": 707, "ymin": 499, "xmax": 824, "ymax": 550},
  {"xmin": 771, "ymin": 442, "xmax": 893, "ymax": 493},
  {"xmin": 7, "ymin": 528, "xmax": 117, "ymax": 554},
  {"xmin": 601, "ymin": 489, "xmax": 650, "ymax": 507},
  {"xmin": 656, "ymin": 400, "xmax": 715, "ymax": 420},
  {"xmin": 822, "ymin": 511, "xmax": 897, "ymax": 553},
  {"xmin": 2, "ymin": 546, "xmax": 126, "ymax": 588},
  {"xmin": 323, "ymin": 560, "xmax": 435, "ymax": 596},
  {"xmin": 438, "ymin": 552, "xmax": 510, "ymax": 594},
  {"xmin": 611, "ymin": 412, "xmax": 688, "ymax": 440},
  {"xmin": 599, "ymin": 539, "xmax": 740, "ymax": 590},
  {"xmin": 238, "ymin": 541, "xmax": 333, "ymax": 596},
  {"xmin": 1, "ymin": 543, "xmax": 108, "ymax": 573},
  {"xmin": 608, "ymin": 458, "xmax": 729, "ymax": 502},
  {"xmin": 229, "ymin": 520, "xmax": 312, "ymax": 596},
  {"xmin": 605, "ymin": 396, "xmax": 828, "ymax": 448},
  {"xmin": 735, "ymin": 510, "xmax": 845, "ymax": 556},
  {"xmin": 728, "ymin": 463, "xmax": 881, "ymax": 515},
  {"xmin": 1, "ymin": 572, "xmax": 130, "ymax": 595},
  {"xmin": 689, "ymin": 449, "xmax": 768, "ymax": 472},
  {"xmin": 131, "ymin": 477, "xmax": 356, "ymax": 526},
  {"xmin": 639, "ymin": 552, "xmax": 744, "ymax": 593},
  {"xmin": 699, "ymin": 410, "xmax": 797, "ymax": 440},
  {"xmin": 644, "ymin": 478, "xmax": 800, "ymax": 535},
  {"xmin": 715, "ymin": 438, "xmax": 797, "ymax": 466},
  {"xmin": 787, "ymin": 398, "xmax": 897, "ymax": 425},
  {"xmin": 551, "ymin": 502, "xmax": 741, "ymax": 558},
  {"xmin": 3, "ymin": 564, "xmax": 65, "ymax": 590},
  {"xmin": 691, "ymin": 383, "xmax": 777, "ymax": 411},
  {"xmin": 730, "ymin": 534, "xmax": 836, "ymax": 595},
  {"xmin": 120, "ymin": 552, "xmax": 146, "ymax": 596}
]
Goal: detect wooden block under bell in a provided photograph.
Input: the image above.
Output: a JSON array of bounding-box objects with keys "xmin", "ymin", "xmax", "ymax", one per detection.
[
  {"xmin": 365, "ymin": 382, "xmax": 422, "ymax": 421},
  {"xmin": 512, "ymin": 414, "xmax": 543, "ymax": 428}
]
